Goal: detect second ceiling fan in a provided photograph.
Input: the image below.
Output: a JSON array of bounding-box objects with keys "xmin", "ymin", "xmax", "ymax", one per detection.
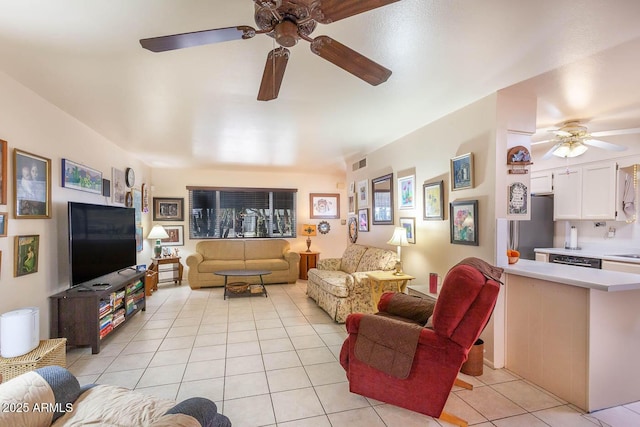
[{"xmin": 140, "ymin": 0, "xmax": 400, "ymax": 101}]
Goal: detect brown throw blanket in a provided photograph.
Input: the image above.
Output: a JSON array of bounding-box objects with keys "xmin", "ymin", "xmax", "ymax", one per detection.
[
  {"xmin": 454, "ymin": 257, "xmax": 504, "ymax": 284},
  {"xmin": 354, "ymin": 314, "xmax": 423, "ymax": 379}
]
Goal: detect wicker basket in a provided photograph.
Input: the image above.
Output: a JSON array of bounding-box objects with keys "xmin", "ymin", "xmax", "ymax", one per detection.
[
  {"xmin": 227, "ymin": 282, "xmax": 250, "ymax": 294},
  {"xmin": 0, "ymin": 338, "xmax": 67, "ymax": 382}
]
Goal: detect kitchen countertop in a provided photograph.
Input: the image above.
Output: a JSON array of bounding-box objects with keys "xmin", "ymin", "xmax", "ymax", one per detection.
[
  {"xmin": 534, "ymin": 247, "xmax": 640, "ymax": 264},
  {"xmin": 501, "ymin": 258, "xmax": 640, "ymax": 292}
]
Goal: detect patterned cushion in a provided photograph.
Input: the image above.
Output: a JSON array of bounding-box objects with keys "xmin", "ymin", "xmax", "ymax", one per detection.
[
  {"xmin": 340, "ymin": 244, "xmax": 368, "ymax": 274},
  {"xmin": 355, "ymin": 247, "xmax": 396, "ymax": 272},
  {"xmin": 315, "ymin": 271, "xmax": 353, "ymax": 298}
]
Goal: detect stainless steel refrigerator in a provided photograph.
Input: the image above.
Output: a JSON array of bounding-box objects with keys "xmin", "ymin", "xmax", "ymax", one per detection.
[{"xmin": 509, "ymin": 195, "xmax": 554, "ymax": 260}]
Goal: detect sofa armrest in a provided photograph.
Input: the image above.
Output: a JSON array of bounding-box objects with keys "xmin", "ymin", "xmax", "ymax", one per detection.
[
  {"xmin": 317, "ymin": 258, "xmax": 342, "ymax": 271},
  {"xmin": 284, "ymin": 251, "xmax": 300, "ymax": 263},
  {"xmin": 159, "ymin": 397, "xmax": 231, "ymax": 427},
  {"xmin": 186, "ymin": 253, "xmax": 203, "ymax": 268}
]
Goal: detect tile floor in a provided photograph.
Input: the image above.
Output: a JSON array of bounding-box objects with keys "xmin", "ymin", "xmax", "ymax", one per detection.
[{"xmin": 66, "ymin": 282, "xmax": 640, "ymax": 427}]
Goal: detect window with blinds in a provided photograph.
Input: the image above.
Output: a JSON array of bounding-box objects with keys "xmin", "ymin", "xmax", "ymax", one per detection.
[{"xmin": 188, "ymin": 187, "xmax": 297, "ymax": 239}]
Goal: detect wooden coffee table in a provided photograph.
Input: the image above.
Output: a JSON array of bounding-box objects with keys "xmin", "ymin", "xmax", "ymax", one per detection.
[{"xmin": 215, "ymin": 269, "xmax": 271, "ymax": 300}]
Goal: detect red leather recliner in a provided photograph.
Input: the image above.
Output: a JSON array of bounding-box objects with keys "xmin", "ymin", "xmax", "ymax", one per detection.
[{"xmin": 339, "ymin": 264, "xmax": 500, "ymax": 426}]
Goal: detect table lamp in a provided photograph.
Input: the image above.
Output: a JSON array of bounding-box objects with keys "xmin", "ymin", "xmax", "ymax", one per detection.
[
  {"xmin": 301, "ymin": 224, "xmax": 317, "ymax": 252},
  {"xmin": 387, "ymin": 227, "xmax": 409, "ymax": 275},
  {"xmin": 147, "ymin": 225, "xmax": 169, "ymax": 258}
]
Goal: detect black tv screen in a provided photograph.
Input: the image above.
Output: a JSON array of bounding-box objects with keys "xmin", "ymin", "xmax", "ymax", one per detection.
[{"xmin": 68, "ymin": 202, "xmax": 137, "ymax": 286}]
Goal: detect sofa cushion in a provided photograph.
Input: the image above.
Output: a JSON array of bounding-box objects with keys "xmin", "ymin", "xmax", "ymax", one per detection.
[
  {"xmin": 198, "ymin": 260, "xmax": 246, "ymax": 273},
  {"xmin": 308, "ymin": 270, "xmax": 352, "ymax": 298},
  {"xmin": 356, "ymin": 247, "xmax": 396, "ymax": 272},
  {"xmin": 340, "ymin": 244, "xmax": 368, "ymax": 274},
  {"xmin": 245, "ymin": 239, "xmax": 287, "ymax": 260},
  {"xmin": 198, "ymin": 241, "xmax": 245, "ymax": 260},
  {"xmin": 245, "ymin": 259, "xmax": 289, "ymax": 271}
]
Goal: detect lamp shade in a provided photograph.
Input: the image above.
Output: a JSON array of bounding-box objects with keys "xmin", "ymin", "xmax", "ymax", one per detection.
[
  {"xmin": 387, "ymin": 227, "xmax": 409, "ymax": 247},
  {"xmin": 301, "ymin": 224, "xmax": 317, "ymax": 236},
  {"xmin": 552, "ymin": 141, "xmax": 588, "ymax": 158},
  {"xmin": 147, "ymin": 225, "xmax": 169, "ymax": 240}
]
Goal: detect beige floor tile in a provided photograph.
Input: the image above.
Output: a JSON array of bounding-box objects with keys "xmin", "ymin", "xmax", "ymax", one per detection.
[
  {"xmin": 257, "ymin": 327, "xmax": 289, "ymax": 340},
  {"xmin": 197, "ymin": 323, "xmax": 227, "ymax": 334},
  {"xmin": 226, "ymin": 340, "xmax": 261, "ymax": 358},
  {"xmin": 96, "ymin": 368, "xmax": 144, "ymax": 389},
  {"xmin": 492, "ymin": 380, "xmax": 563, "ymax": 412},
  {"xmin": 285, "ymin": 325, "xmax": 318, "ymax": 337},
  {"xmin": 227, "ymin": 330, "xmax": 258, "ymax": 344},
  {"xmin": 183, "ymin": 359, "xmax": 225, "ymax": 381},
  {"xmin": 189, "ymin": 344, "xmax": 226, "ymax": 362},
  {"xmin": 68, "ymin": 355, "xmax": 117, "ymax": 376},
  {"xmin": 271, "ymin": 387, "xmax": 325, "ymax": 423},
  {"xmin": 222, "ymin": 394, "xmax": 276, "ymax": 427},
  {"xmin": 120, "ymin": 338, "xmax": 163, "ymax": 355},
  {"xmin": 137, "ymin": 363, "xmax": 186, "ymax": 388},
  {"xmin": 327, "ymin": 407, "xmax": 386, "ymax": 427},
  {"xmin": 177, "ymin": 377, "xmax": 225, "ymax": 402},
  {"xmin": 224, "ymin": 372, "xmax": 269, "ymax": 400},
  {"xmin": 297, "ymin": 347, "xmax": 337, "ymax": 365},
  {"xmin": 149, "ymin": 348, "xmax": 191, "ymax": 367},
  {"xmin": 225, "ymin": 354, "xmax": 264, "ymax": 376},
  {"xmin": 456, "ymin": 385, "xmax": 527, "ymax": 420},
  {"xmin": 194, "ymin": 332, "xmax": 227, "ymax": 347},
  {"xmin": 532, "ymin": 405, "xmax": 599, "ymax": 427},
  {"xmin": 290, "ymin": 334, "xmax": 326, "ymax": 350},
  {"xmin": 263, "ymin": 350, "xmax": 301, "ymax": 371},
  {"xmin": 254, "ymin": 312, "xmax": 281, "ymax": 322},
  {"xmin": 105, "ymin": 352, "xmax": 154, "ymax": 372},
  {"xmin": 266, "ymin": 366, "xmax": 312, "ymax": 392},
  {"xmin": 373, "ymin": 404, "xmax": 441, "ymax": 427},
  {"xmin": 493, "ymin": 413, "xmax": 554, "ymax": 426},
  {"xmin": 132, "ymin": 328, "xmax": 169, "ymax": 341},
  {"xmin": 158, "ymin": 335, "xmax": 196, "ymax": 351},
  {"xmin": 276, "ymin": 415, "xmax": 332, "ymax": 427},
  {"xmin": 134, "ymin": 383, "xmax": 180, "ymax": 401},
  {"xmin": 590, "ymin": 406, "xmax": 640, "ymax": 426},
  {"xmin": 172, "ymin": 317, "xmax": 202, "ymax": 327},
  {"xmin": 314, "ymin": 382, "xmax": 370, "ymax": 413},
  {"xmin": 304, "ymin": 361, "xmax": 348, "ymax": 386},
  {"xmin": 166, "ymin": 325, "xmax": 199, "ymax": 338},
  {"xmin": 141, "ymin": 319, "xmax": 175, "ymax": 330},
  {"xmin": 260, "ymin": 337, "xmax": 295, "ymax": 353},
  {"xmin": 94, "ymin": 342, "xmax": 127, "ymax": 357},
  {"xmin": 441, "ymin": 391, "xmax": 488, "ymax": 425},
  {"xmin": 227, "ymin": 320, "xmax": 256, "ymax": 332}
]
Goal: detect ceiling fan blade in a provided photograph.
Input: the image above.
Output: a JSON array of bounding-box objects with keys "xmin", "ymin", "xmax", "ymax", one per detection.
[
  {"xmin": 140, "ymin": 26, "xmax": 256, "ymax": 52},
  {"xmin": 257, "ymin": 47, "xmax": 290, "ymax": 101},
  {"xmin": 531, "ymin": 138, "xmax": 555, "ymax": 146},
  {"xmin": 591, "ymin": 127, "xmax": 640, "ymax": 137},
  {"xmin": 541, "ymin": 143, "xmax": 561, "ymax": 160},
  {"xmin": 314, "ymin": 0, "xmax": 401, "ymax": 24},
  {"xmin": 310, "ymin": 36, "xmax": 391, "ymax": 86},
  {"xmin": 583, "ymin": 139, "xmax": 628, "ymax": 151},
  {"xmin": 551, "ymin": 129, "xmax": 572, "ymax": 137}
]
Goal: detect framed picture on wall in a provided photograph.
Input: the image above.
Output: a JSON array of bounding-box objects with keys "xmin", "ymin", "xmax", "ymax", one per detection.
[
  {"xmin": 0, "ymin": 139, "xmax": 7, "ymax": 206},
  {"xmin": 61, "ymin": 158, "xmax": 103, "ymax": 194},
  {"xmin": 309, "ymin": 193, "xmax": 340, "ymax": 219},
  {"xmin": 112, "ymin": 168, "xmax": 126, "ymax": 205},
  {"xmin": 14, "ymin": 234, "xmax": 39, "ymax": 277},
  {"xmin": 400, "ymin": 217, "xmax": 416, "ymax": 244},
  {"xmin": 13, "ymin": 149, "xmax": 51, "ymax": 219},
  {"xmin": 0, "ymin": 212, "xmax": 7, "ymax": 237},
  {"xmin": 423, "ymin": 180, "xmax": 444, "ymax": 220},
  {"xmin": 357, "ymin": 179, "xmax": 369, "ymax": 207},
  {"xmin": 450, "ymin": 153, "xmax": 474, "ymax": 191},
  {"xmin": 450, "ymin": 200, "xmax": 478, "ymax": 245},
  {"xmin": 153, "ymin": 197, "xmax": 184, "ymax": 221},
  {"xmin": 162, "ymin": 225, "xmax": 184, "ymax": 246},
  {"xmin": 398, "ymin": 175, "xmax": 415, "ymax": 209},
  {"xmin": 358, "ymin": 208, "xmax": 369, "ymax": 232}
]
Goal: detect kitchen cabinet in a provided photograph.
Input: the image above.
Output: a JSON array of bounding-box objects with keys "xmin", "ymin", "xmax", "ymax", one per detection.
[
  {"xmin": 553, "ymin": 162, "xmax": 618, "ymax": 220},
  {"xmin": 530, "ymin": 170, "xmax": 553, "ymax": 195},
  {"xmin": 602, "ymin": 260, "xmax": 640, "ymax": 274}
]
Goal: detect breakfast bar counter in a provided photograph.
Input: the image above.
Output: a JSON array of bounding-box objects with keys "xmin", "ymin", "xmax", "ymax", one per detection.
[{"xmin": 500, "ymin": 259, "xmax": 640, "ymax": 412}]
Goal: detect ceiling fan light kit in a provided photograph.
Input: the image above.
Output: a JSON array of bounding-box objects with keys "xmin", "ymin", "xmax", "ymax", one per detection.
[
  {"xmin": 540, "ymin": 120, "xmax": 632, "ymax": 159},
  {"xmin": 140, "ymin": 0, "xmax": 400, "ymax": 101}
]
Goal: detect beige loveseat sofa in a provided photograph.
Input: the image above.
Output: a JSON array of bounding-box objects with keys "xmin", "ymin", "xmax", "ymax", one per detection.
[
  {"xmin": 186, "ymin": 239, "xmax": 300, "ymax": 289},
  {"xmin": 306, "ymin": 243, "xmax": 397, "ymax": 323}
]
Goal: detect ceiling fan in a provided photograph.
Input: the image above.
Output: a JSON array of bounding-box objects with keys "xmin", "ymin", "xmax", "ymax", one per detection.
[
  {"xmin": 139, "ymin": 0, "xmax": 400, "ymax": 101},
  {"xmin": 534, "ymin": 120, "xmax": 640, "ymax": 159}
]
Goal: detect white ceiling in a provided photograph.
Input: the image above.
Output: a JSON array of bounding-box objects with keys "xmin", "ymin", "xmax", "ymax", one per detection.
[{"xmin": 1, "ymin": 0, "xmax": 640, "ymax": 173}]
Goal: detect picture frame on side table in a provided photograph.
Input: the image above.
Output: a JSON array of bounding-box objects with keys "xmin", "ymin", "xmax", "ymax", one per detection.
[
  {"xmin": 398, "ymin": 175, "xmax": 415, "ymax": 209},
  {"xmin": 162, "ymin": 225, "xmax": 184, "ymax": 246},
  {"xmin": 309, "ymin": 193, "xmax": 340, "ymax": 219},
  {"xmin": 61, "ymin": 159, "xmax": 103, "ymax": 194},
  {"xmin": 13, "ymin": 149, "xmax": 51, "ymax": 219},
  {"xmin": 450, "ymin": 153, "xmax": 474, "ymax": 191},
  {"xmin": 400, "ymin": 217, "xmax": 416, "ymax": 244},
  {"xmin": 15, "ymin": 234, "xmax": 39, "ymax": 277},
  {"xmin": 0, "ymin": 139, "xmax": 7, "ymax": 206},
  {"xmin": 153, "ymin": 197, "xmax": 184, "ymax": 221},
  {"xmin": 450, "ymin": 200, "xmax": 478, "ymax": 246},
  {"xmin": 358, "ymin": 208, "xmax": 369, "ymax": 232},
  {"xmin": 423, "ymin": 180, "xmax": 444, "ymax": 220},
  {"xmin": 0, "ymin": 212, "xmax": 7, "ymax": 237}
]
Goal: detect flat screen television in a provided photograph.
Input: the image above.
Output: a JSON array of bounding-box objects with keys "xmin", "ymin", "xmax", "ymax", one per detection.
[{"xmin": 68, "ymin": 202, "xmax": 137, "ymax": 287}]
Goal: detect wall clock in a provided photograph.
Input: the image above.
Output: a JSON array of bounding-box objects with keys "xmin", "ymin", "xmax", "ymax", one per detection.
[{"xmin": 125, "ymin": 167, "xmax": 135, "ymax": 188}]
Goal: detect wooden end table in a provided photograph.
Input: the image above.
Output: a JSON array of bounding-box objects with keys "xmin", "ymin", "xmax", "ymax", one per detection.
[
  {"xmin": 299, "ymin": 251, "xmax": 320, "ymax": 280},
  {"xmin": 149, "ymin": 257, "xmax": 184, "ymax": 292},
  {"xmin": 215, "ymin": 270, "xmax": 271, "ymax": 300},
  {"xmin": 366, "ymin": 271, "xmax": 415, "ymax": 308}
]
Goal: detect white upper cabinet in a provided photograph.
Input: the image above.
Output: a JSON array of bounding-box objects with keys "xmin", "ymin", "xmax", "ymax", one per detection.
[
  {"xmin": 531, "ymin": 170, "xmax": 553, "ymax": 195},
  {"xmin": 553, "ymin": 162, "xmax": 618, "ymax": 220}
]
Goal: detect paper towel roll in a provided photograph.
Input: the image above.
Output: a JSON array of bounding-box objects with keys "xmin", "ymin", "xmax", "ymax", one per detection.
[
  {"xmin": 0, "ymin": 307, "xmax": 39, "ymax": 358},
  {"xmin": 570, "ymin": 226, "xmax": 578, "ymax": 249}
]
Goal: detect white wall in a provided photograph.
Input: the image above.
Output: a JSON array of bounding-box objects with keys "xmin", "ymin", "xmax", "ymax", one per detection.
[
  {"xmin": 148, "ymin": 167, "xmax": 349, "ymax": 269},
  {"xmin": 0, "ymin": 71, "xmax": 152, "ymax": 340}
]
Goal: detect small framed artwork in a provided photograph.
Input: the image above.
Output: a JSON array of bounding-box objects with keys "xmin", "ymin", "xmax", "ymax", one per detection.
[
  {"xmin": 398, "ymin": 175, "xmax": 415, "ymax": 209},
  {"xmin": 423, "ymin": 180, "xmax": 444, "ymax": 220},
  {"xmin": 357, "ymin": 179, "xmax": 369, "ymax": 207},
  {"xmin": 507, "ymin": 182, "xmax": 528, "ymax": 216},
  {"xmin": 348, "ymin": 194, "xmax": 356, "ymax": 215},
  {"xmin": 15, "ymin": 234, "xmax": 39, "ymax": 277},
  {"xmin": 61, "ymin": 159, "xmax": 103, "ymax": 194},
  {"xmin": 13, "ymin": 149, "xmax": 51, "ymax": 219},
  {"xmin": 0, "ymin": 212, "xmax": 7, "ymax": 237},
  {"xmin": 141, "ymin": 183, "xmax": 149, "ymax": 213},
  {"xmin": 153, "ymin": 197, "xmax": 184, "ymax": 221},
  {"xmin": 358, "ymin": 208, "xmax": 369, "ymax": 232},
  {"xmin": 400, "ymin": 217, "xmax": 416, "ymax": 244},
  {"xmin": 112, "ymin": 168, "xmax": 126, "ymax": 204},
  {"xmin": 162, "ymin": 225, "xmax": 184, "ymax": 246},
  {"xmin": 0, "ymin": 139, "xmax": 7, "ymax": 206},
  {"xmin": 450, "ymin": 200, "xmax": 478, "ymax": 246},
  {"xmin": 309, "ymin": 193, "xmax": 340, "ymax": 219},
  {"xmin": 349, "ymin": 181, "xmax": 356, "ymax": 194},
  {"xmin": 451, "ymin": 153, "xmax": 474, "ymax": 191},
  {"xmin": 348, "ymin": 216, "xmax": 358, "ymax": 243}
]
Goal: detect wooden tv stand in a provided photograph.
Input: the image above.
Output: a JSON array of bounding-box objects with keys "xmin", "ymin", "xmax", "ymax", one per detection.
[{"xmin": 50, "ymin": 269, "xmax": 146, "ymax": 354}]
